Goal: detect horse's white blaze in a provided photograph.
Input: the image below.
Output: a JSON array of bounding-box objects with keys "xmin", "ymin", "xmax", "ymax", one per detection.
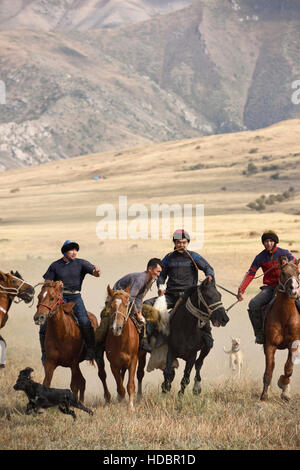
[
  {"xmin": 0, "ymin": 306, "xmax": 7, "ymax": 314},
  {"xmin": 115, "ymin": 299, "xmax": 122, "ymax": 308},
  {"xmin": 43, "ymin": 291, "xmax": 48, "ymax": 299}
]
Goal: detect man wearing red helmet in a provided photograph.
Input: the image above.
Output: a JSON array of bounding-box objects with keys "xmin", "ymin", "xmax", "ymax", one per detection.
[
  {"xmin": 237, "ymin": 230, "xmax": 300, "ymax": 344},
  {"xmin": 144, "ymin": 229, "xmax": 215, "ymax": 348}
]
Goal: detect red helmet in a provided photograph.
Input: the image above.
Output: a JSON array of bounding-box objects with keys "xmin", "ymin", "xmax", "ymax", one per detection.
[{"xmin": 172, "ymin": 229, "xmax": 190, "ymax": 243}]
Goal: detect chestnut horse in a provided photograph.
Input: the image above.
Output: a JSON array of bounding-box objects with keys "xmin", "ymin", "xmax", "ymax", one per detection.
[
  {"xmin": 261, "ymin": 257, "xmax": 300, "ymax": 401},
  {"xmin": 34, "ymin": 280, "xmax": 98, "ymax": 402},
  {"xmin": 0, "ymin": 270, "xmax": 35, "ymax": 364},
  {"xmin": 96, "ymin": 285, "xmax": 139, "ymax": 410}
]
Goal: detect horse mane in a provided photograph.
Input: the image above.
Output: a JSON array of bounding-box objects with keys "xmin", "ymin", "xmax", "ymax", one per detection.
[{"xmin": 43, "ymin": 280, "xmax": 63, "ymax": 289}]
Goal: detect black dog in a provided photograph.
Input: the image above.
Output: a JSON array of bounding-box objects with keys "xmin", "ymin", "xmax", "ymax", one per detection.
[{"xmin": 13, "ymin": 367, "xmax": 93, "ymax": 421}]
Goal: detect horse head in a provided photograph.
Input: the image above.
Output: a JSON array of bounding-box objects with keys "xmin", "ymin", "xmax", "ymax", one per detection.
[
  {"xmin": 107, "ymin": 284, "xmax": 131, "ymax": 336},
  {"xmin": 200, "ymin": 277, "xmax": 229, "ymax": 327},
  {"xmin": 278, "ymin": 256, "xmax": 300, "ymax": 299},
  {"xmin": 34, "ymin": 281, "xmax": 64, "ymax": 325},
  {"xmin": 0, "ymin": 270, "xmax": 34, "ymax": 304}
]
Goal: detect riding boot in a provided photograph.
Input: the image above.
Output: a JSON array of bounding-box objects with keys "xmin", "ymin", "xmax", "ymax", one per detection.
[
  {"xmin": 139, "ymin": 325, "xmax": 152, "ymax": 353},
  {"xmin": 81, "ymin": 326, "xmax": 96, "ymax": 360},
  {"xmin": 248, "ymin": 309, "xmax": 264, "ymax": 344},
  {"xmin": 39, "ymin": 331, "xmax": 46, "ymax": 365}
]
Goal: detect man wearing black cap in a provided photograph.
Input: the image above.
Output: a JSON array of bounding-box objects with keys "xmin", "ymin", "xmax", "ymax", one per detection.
[
  {"xmin": 39, "ymin": 240, "xmax": 101, "ymax": 361},
  {"xmin": 237, "ymin": 230, "xmax": 299, "ymax": 344}
]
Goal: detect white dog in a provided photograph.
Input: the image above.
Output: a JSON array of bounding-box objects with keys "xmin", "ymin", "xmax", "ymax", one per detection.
[{"xmin": 224, "ymin": 337, "xmax": 243, "ymax": 377}]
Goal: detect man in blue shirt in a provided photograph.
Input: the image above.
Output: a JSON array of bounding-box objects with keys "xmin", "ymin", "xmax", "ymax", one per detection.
[{"xmin": 40, "ymin": 240, "xmax": 101, "ymax": 361}]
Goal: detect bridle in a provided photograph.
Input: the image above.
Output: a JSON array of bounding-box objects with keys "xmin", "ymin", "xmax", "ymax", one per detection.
[
  {"xmin": 37, "ymin": 292, "xmax": 64, "ymax": 318},
  {"xmin": 277, "ymin": 265, "xmax": 300, "ymax": 297},
  {"xmin": 185, "ymin": 281, "xmax": 224, "ymax": 327},
  {"xmin": 0, "ymin": 274, "xmax": 34, "ymax": 305}
]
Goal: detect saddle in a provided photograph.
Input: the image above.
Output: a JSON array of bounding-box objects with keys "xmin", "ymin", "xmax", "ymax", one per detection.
[{"xmin": 62, "ymin": 302, "xmax": 79, "ymax": 325}]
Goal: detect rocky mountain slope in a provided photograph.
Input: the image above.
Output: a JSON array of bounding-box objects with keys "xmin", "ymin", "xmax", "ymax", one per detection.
[{"xmin": 0, "ymin": 0, "xmax": 299, "ymax": 170}]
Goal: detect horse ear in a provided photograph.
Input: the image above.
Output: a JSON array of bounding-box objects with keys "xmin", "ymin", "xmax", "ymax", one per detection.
[
  {"xmin": 0, "ymin": 271, "xmax": 7, "ymax": 281},
  {"xmin": 107, "ymin": 284, "xmax": 114, "ymax": 297},
  {"xmin": 57, "ymin": 280, "xmax": 64, "ymax": 290},
  {"xmin": 278, "ymin": 256, "xmax": 288, "ymax": 268},
  {"xmin": 125, "ymin": 283, "xmax": 131, "ymax": 294}
]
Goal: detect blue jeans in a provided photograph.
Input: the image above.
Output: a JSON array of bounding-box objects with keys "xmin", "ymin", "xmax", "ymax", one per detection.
[{"xmin": 39, "ymin": 293, "xmax": 91, "ymax": 335}]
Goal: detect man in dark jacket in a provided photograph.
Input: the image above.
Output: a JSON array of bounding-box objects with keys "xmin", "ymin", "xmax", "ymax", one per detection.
[
  {"xmin": 145, "ymin": 229, "xmax": 214, "ymax": 308},
  {"xmin": 144, "ymin": 229, "xmax": 215, "ymax": 349},
  {"xmin": 39, "ymin": 240, "xmax": 101, "ymax": 362}
]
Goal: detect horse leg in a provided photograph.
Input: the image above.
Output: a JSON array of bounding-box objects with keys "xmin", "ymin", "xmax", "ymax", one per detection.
[
  {"xmin": 179, "ymin": 352, "xmax": 196, "ymax": 396},
  {"xmin": 193, "ymin": 343, "xmax": 212, "ymax": 395},
  {"xmin": 127, "ymin": 357, "xmax": 138, "ymax": 411},
  {"xmin": 96, "ymin": 357, "xmax": 111, "ymax": 404},
  {"xmin": 261, "ymin": 344, "xmax": 276, "ymax": 401},
  {"xmin": 162, "ymin": 347, "xmax": 176, "ymax": 393},
  {"xmin": 111, "ymin": 365, "xmax": 126, "ymax": 402},
  {"xmin": 136, "ymin": 350, "xmax": 146, "ymax": 398},
  {"xmin": 71, "ymin": 364, "xmax": 86, "ymax": 402},
  {"xmin": 43, "ymin": 359, "xmax": 56, "ymax": 388},
  {"xmin": 278, "ymin": 349, "xmax": 294, "ymax": 401}
]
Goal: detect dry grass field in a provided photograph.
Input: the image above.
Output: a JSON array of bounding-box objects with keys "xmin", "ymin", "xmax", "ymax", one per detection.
[{"xmin": 1, "ymin": 119, "xmax": 300, "ymax": 450}]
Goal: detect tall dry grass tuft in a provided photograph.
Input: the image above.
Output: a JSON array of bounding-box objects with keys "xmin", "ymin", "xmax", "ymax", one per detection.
[{"xmin": 1, "ymin": 361, "xmax": 300, "ymax": 450}]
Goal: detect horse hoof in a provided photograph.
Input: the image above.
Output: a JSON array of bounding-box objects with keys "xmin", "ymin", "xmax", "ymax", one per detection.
[
  {"xmin": 260, "ymin": 394, "xmax": 268, "ymax": 402},
  {"xmin": 161, "ymin": 382, "xmax": 171, "ymax": 393},
  {"xmin": 193, "ymin": 380, "xmax": 201, "ymax": 395},
  {"xmin": 281, "ymin": 393, "xmax": 290, "ymax": 402}
]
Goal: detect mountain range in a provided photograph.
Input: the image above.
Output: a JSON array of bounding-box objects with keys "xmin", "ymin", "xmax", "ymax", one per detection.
[{"xmin": 0, "ymin": 0, "xmax": 299, "ymax": 169}]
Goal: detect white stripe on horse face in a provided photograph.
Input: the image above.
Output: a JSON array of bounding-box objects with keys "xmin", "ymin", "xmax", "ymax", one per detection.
[
  {"xmin": 115, "ymin": 299, "xmax": 122, "ymax": 308},
  {"xmin": 43, "ymin": 291, "xmax": 48, "ymax": 299}
]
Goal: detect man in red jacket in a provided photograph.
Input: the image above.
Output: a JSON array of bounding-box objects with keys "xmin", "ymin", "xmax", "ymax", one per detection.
[{"xmin": 237, "ymin": 230, "xmax": 300, "ymax": 344}]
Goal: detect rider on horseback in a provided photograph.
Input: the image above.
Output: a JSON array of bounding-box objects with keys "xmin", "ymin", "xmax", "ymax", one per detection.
[
  {"xmin": 39, "ymin": 240, "xmax": 101, "ymax": 361},
  {"xmin": 95, "ymin": 258, "xmax": 163, "ymax": 361},
  {"xmin": 237, "ymin": 230, "xmax": 300, "ymax": 344},
  {"xmin": 144, "ymin": 229, "xmax": 215, "ymax": 349}
]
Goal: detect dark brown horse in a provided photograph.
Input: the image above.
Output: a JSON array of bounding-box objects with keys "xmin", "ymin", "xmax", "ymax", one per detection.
[
  {"xmin": 34, "ymin": 280, "xmax": 98, "ymax": 402},
  {"xmin": 261, "ymin": 257, "xmax": 300, "ymax": 401},
  {"xmin": 97, "ymin": 285, "xmax": 139, "ymax": 410},
  {"xmin": 0, "ymin": 270, "xmax": 35, "ymax": 365}
]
